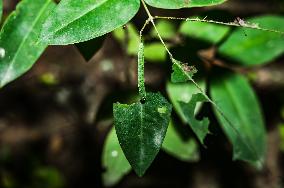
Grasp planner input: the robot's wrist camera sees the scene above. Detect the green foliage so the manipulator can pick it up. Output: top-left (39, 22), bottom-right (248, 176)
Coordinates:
top-left (1, 0), bottom-right (283, 182)
top-left (171, 59), bottom-right (197, 83)
top-left (179, 93), bottom-right (210, 144)
top-left (102, 127), bottom-right (131, 187)
top-left (210, 72), bottom-right (266, 166)
top-left (40, 0), bottom-right (140, 45)
top-left (219, 15), bottom-right (284, 65)
top-left (144, 0), bottom-right (226, 9)
top-left (113, 92), bottom-right (172, 176)
top-left (166, 81), bottom-right (206, 123)
top-left (180, 20), bottom-right (230, 44)
top-left (0, 0), bottom-right (55, 88)
top-left (162, 121), bottom-right (200, 162)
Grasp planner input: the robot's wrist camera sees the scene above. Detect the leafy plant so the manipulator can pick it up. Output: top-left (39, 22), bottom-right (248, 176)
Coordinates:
top-left (1, 0), bottom-right (284, 184)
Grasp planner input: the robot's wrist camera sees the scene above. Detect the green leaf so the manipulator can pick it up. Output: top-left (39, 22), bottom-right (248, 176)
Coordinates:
top-left (179, 93), bottom-right (209, 144)
top-left (144, 43), bottom-right (167, 62)
top-left (210, 72), bottom-right (266, 166)
top-left (41, 0), bottom-right (140, 45)
top-left (0, 0), bottom-right (56, 88)
top-left (102, 127), bottom-right (131, 187)
top-left (162, 120), bottom-right (199, 162)
top-left (150, 20), bottom-right (176, 39)
top-left (144, 0), bottom-right (226, 9)
top-left (219, 15), bottom-right (284, 66)
top-left (113, 23), bottom-right (140, 55)
top-left (166, 81), bottom-right (206, 123)
top-left (171, 58), bottom-right (197, 83)
top-left (180, 20), bottom-right (230, 44)
top-left (113, 92), bottom-right (172, 177)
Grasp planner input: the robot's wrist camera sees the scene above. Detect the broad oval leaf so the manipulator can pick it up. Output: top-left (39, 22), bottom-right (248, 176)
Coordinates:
top-left (144, 0), bottom-right (226, 9)
top-left (113, 92), bottom-right (172, 177)
top-left (0, 0), bottom-right (55, 88)
top-left (40, 0), bottom-right (140, 45)
top-left (162, 120), bottom-right (199, 162)
top-left (102, 127), bottom-right (131, 187)
top-left (219, 15), bottom-right (284, 66)
top-left (210, 72), bottom-right (266, 167)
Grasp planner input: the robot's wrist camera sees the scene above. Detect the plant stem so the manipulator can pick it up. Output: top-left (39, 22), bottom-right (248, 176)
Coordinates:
top-left (138, 41), bottom-right (146, 100)
top-left (141, 0), bottom-right (173, 58)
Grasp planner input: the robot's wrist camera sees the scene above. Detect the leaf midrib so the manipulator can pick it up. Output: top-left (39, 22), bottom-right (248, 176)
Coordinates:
top-left (223, 78), bottom-right (259, 159)
top-left (0, 0), bottom-right (51, 87)
top-left (138, 104), bottom-right (144, 167)
top-left (51, 0), bottom-right (109, 36)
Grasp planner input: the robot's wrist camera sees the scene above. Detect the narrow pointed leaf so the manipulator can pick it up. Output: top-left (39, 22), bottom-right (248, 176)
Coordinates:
top-left (210, 72), bottom-right (266, 167)
top-left (179, 93), bottom-right (210, 144)
top-left (40, 0), bottom-right (140, 45)
top-left (171, 59), bottom-right (197, 83)
top-left (145, 0), bottom-right (226, 9)
top-left (113, 92), bottom-right (172, 177)
top-left (162, 120), bottom-right (199, 162)
top-left (102, 127), bottom-right (131, 187)
top-left (0, 0), bottom-right (56, 88)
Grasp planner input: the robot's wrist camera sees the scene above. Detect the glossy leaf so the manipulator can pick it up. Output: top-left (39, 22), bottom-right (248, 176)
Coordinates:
top-left (0, 0), bottom-right (56, 88)
top-left (210, 72), bottom-right (266, 166)
top-left (171, 58), bottom-right (197, 83)
top-left (167, 81), bottom-right (206, 123)
top-left (113, 92), bottom-right (172, 176)
top-left (145, 0), bottom-right (226, 9)
top-left (179, 93), bottom-right (209, 144)
top-left (219, 15), bottom-right (284, 66)
top-left (102, 127), bottom-right (131, 187)
top-left (41, 0), bottom-right (140, 45)
top-left (162, 120), bottom-right (199, 162)
top-left (180, 20), bottom-right (230, 44)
